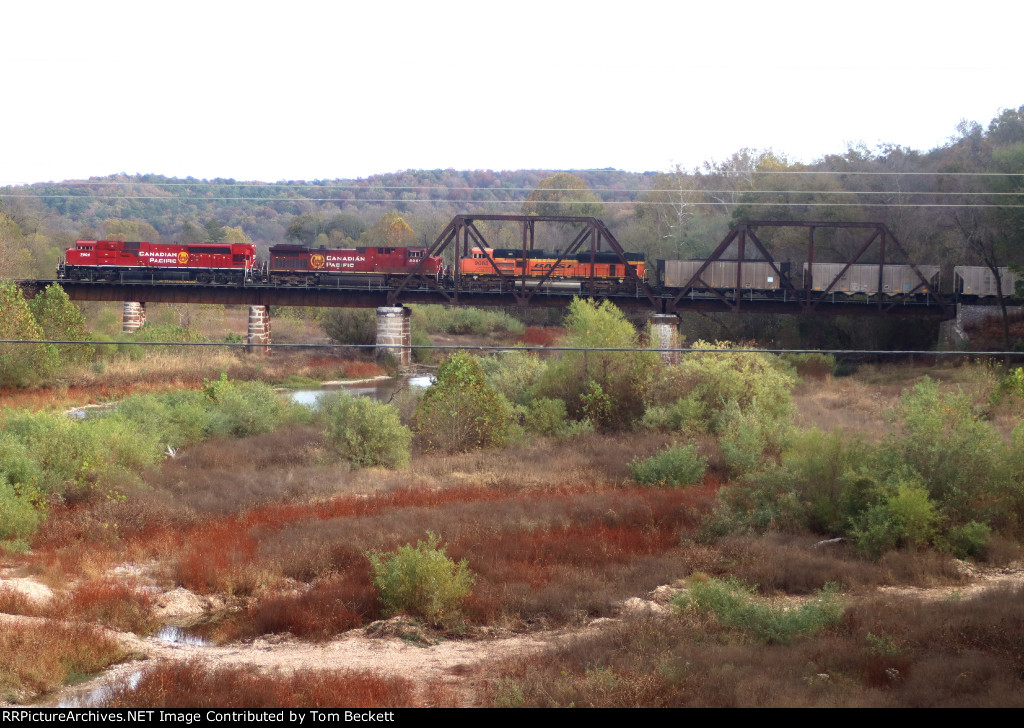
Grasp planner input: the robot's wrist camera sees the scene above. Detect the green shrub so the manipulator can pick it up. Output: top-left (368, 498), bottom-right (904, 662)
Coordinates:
top-left (889, 378), bottom-right (1009, 520)
top-left (29, 284), bottom-right (94, 366)
top-left (640, 397), bottom-right (706, 433)
top-left (0, 281), bottom-right (58, 387)
top-left (367, 532), bottom-right (474, 626)
top-left (133, 322), bottom-right (208, 347)
top-left (851, 478), bottom-right (942, 557)
top-left (201, 375), bottom-right (290, 437)
top-left (320, 308), bottom-right (376, 345)
top-left (415, 352), bottom-right (515, 452)
top-left (630, 444), bottom-right (707, 487)
top-left (412, 305), bottom-right (525, 337)
top-left (646, 340), bottom-right (796, 466)
top-left (410, 327), bottom-right (434, 364)
top-left (522, 397), bottom-right (568, 437)
top-left (991, 366), bottom-right (1024, 405)
top-left (717, 401), bottom-right (771, 476)
top-left (536, 299), bottom-right (658, 431)
top-left (320, 393), bottom-right (411, 469)
top-left (672, 577), bottom-right (844, 644)
top-left (0, 477), bottom-right (42, 545)
top-left (943, 521), bottom-right (992, 559)
top-left (479, 350), bottom-right (547, 406)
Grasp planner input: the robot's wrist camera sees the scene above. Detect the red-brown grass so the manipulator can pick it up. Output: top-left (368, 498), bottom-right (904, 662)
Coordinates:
top-left (516, 326), bottom-right (565, 348)
top-left (712, 535), bottom-right (967, 594)
top-left (0, 586), bottom-right (40, 617)
top-left (233, 572), bottom-right (379, 640)
top-left (479, 584), bottom-right (1024, 707)
top-left (97, 660), bottom-right (456, 708)
top-left (48, 579), bottom-right (158, 634)
top-left (0, 620), bottom-right (130, 701)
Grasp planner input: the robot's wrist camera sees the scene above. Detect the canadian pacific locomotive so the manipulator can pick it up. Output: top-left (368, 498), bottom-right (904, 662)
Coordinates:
top-left (58, 240), bottom-right (257, 283)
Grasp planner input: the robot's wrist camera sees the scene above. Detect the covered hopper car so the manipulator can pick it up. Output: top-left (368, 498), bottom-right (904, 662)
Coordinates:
top-left (954, 266), bottom-right (1019, 299)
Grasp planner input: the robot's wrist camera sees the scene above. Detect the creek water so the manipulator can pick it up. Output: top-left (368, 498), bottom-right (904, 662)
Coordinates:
top-left (288, 374), bottom-right (434, 407)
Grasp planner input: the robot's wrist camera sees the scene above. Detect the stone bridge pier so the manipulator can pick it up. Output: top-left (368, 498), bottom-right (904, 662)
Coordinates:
top-left (376, 306), bottom-right (412, 368)
top-left (122, 302), bottom-right (146, 333)
top-left (649, 313), bottom-right (681, 364)
top-left (247, 305), bottom-right (272, 354)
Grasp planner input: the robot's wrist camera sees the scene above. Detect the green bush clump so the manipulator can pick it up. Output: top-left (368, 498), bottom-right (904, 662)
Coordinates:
top-left (412, 305), bottom-right (525, 337)
top-left (202, 376), bottom-right (290, 438)
top-left (991, 366), bottom-right (1024, 405)
top-left (0, 477), bottom-right (42, 552)
top-left (367, 532), bottom-right (474, 626)
top-left (645, 340), bottom-right (796, 470)
top-left (320, 393), bottom-right (411, 469)
top-left (29, 284), bottom-right (94, 366)
top-left (630, 444), bottom-right (707, 487)
top-left (112, 376), bottom-right (294, 448)
top-left (889, 378), bottom-right (1009, 521)
top-left (320, 309), bottom-right (376, 345)
top-left (943, 521), bottom-right (992, 559)
top-left (416, 352), bottom-right (515, 452)
top-left (536, 298), bottom-right (659, 431)
top-left (672, 577), bottom-right (844, 645)
top-left (707, 428), bottom-right (879, 537)
top-left (0, 281), bottom-right (58, 387)
top-left (132, 322), bottom-right (208, 351)
top-left (850, 478), bottom-right (943, 558)
top-left (521, 397), bottom-right (569, 437)
top-left (478, 350), bottom-right (548, 406)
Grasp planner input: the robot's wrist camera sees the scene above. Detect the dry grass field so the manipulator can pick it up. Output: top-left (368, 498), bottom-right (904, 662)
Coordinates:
top-left (1, 331), bottom-right (1023, 708)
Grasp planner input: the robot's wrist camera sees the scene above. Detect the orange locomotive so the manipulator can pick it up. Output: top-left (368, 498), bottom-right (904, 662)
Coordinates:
top-left (460, 248), bottom-right (645, 292)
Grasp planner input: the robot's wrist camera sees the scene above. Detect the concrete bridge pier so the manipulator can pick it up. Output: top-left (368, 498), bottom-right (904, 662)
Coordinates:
top-left (122, 302), bottom-right (146, 333)
top-left (247, 305), bottom-right (272, 354)
top-left (376, 306), bottom-right (412, 368)
top-left (649, 313), bottom-right (681, 364)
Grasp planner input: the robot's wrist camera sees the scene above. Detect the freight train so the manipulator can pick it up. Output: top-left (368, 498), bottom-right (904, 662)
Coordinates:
top-left (56, 240), bottom-right (1018, 301)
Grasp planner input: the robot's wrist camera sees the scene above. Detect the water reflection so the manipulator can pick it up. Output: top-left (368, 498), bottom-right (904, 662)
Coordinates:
top-left (56, 668), bottom-right (144, 708)
top-left (153, 625), bottom-right (210, 647)
top-left (290, 375), bottom-right (434, 407)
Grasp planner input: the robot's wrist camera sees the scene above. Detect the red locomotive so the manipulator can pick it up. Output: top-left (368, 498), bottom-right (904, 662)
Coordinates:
top-left (59, 240), bottom-right (257, 283)
top-left (267, 244), bottom-right (444, 286)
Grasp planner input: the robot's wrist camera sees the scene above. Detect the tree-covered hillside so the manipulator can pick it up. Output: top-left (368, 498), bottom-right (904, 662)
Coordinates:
top-left (2, 106), bottom-right (1022, 299)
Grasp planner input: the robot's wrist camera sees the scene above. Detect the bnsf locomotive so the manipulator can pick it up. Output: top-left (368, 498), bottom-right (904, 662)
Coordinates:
top-left (460, 247), bottom-right (646, 293)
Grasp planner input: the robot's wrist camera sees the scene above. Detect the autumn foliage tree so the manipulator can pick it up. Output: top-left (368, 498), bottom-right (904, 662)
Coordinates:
top-left (415, 351), bottom-right (514, 452)
top-left (0, 281), bottom-right (58, 387)
top-left (521, 173), bottom-right (605, 218)
top-left (29, 284), bottom-right (94, 365)
top-left (361, 212), bottom-right (416, 247)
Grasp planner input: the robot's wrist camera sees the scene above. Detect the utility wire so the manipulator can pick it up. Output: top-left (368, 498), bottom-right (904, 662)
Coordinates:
top-left (2, 339), bottom-right (1021, 357)
top-left (4, 194), bottom-right (1024, 209)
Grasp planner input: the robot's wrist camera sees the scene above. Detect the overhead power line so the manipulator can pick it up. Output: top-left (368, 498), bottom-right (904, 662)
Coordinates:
top-left (1, 339), bottom-right (1021, 357)
top-left (3, 193), bottom-right (1024, 209)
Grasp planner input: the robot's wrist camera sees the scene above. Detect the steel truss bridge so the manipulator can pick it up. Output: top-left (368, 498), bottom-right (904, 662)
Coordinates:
top-left (18, 217), bottom-right (957, 320)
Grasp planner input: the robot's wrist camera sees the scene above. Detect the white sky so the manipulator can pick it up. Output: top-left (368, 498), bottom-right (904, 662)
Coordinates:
top-left (1, 0), bottom-right (1021, 186)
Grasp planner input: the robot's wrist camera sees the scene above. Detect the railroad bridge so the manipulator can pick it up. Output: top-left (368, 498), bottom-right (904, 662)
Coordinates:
top-left (18, 217), bottom-right (964, 364)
